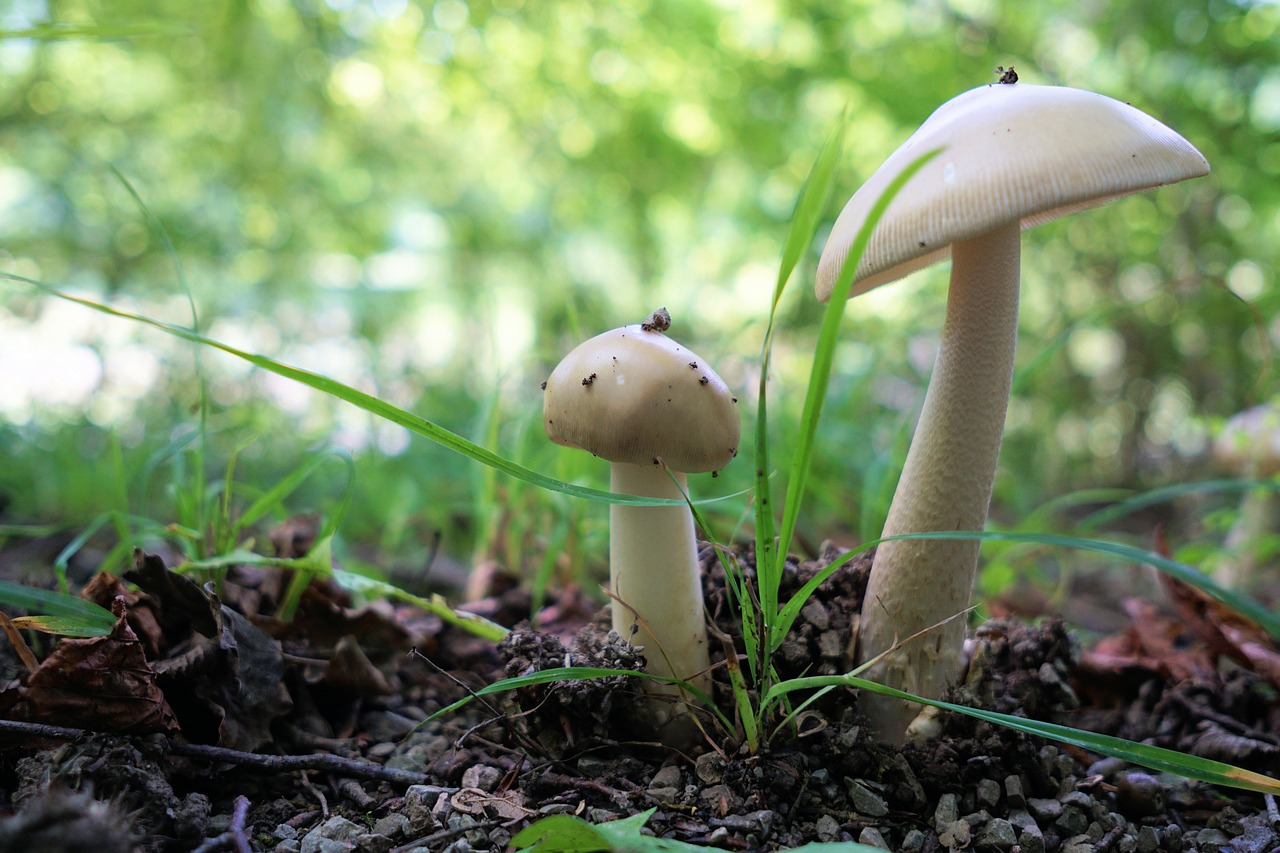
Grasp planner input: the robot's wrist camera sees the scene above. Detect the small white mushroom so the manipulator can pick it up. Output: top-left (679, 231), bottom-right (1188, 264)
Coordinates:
top-left (817, 82), bottom-right (1209, 743)
top-left (543, 314), bottom-right (739, 740)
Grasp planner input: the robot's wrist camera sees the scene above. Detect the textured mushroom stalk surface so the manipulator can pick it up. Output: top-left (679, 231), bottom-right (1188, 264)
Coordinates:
top-left (857, 222), bottom-right (1020, 739)
top-left (609, 463), bottom-right (710, 704)
top-left (817, 83), bottom-right (1209, 744)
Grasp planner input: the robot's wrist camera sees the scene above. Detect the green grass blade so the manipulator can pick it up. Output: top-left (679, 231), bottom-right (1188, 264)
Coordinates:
top-left (680, 476), bottom-right (760, 677)
top-left (879, 530), bottom-right (1280, 639)
top-left (1075, 478), bottom-right (1269, 533)
top-left (0, 524), bottom-right (64, 537)
top-left (0, 22), bottom-right (191, 40)
top-left (3, 275), bottom-right (691, 509)
top-left (330, 567), bottom-right (509, 642)
top-left (53, 514), bottom-right (111, 593)
top-left (773, 109), bottom-right (849, 305)
top-left (772, 524), bottom-right (1280, 652)
top-left (174, 535), bottom-right (509, 640)
top-left (768, 147), bottom-right (943, 652)
top-left (237, 450), bottom-right (345, 531)
top-left (0, 581), bottom-right (116, 636)
top-left (765, 674), bottom-right (1280, 796)
top-left (754, 114), bottom-right (850, 630)
top-left (425, 665), bottom-right (732, 734)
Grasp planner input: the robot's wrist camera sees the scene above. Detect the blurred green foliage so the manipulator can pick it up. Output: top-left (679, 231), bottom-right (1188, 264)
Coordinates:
top-left (1, 0), bottom-right (1278, 582)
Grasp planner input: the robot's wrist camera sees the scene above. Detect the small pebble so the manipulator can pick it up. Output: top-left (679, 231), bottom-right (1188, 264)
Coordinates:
top-left (460, 764), bottom-right (501, 792)
top-left (1115, 772), bottom-right (1165, 818)
top-left (1060, 834), bottom-right (1097, 853)
top-left (815, 815), bottom-right (841, 843)
top-left (901, 828), bottom-right (927, 852)
top-left (649, 765), bottom-right (682, 790)
top-left (372, 814), bottom-right (409, 840)
top-left (1005, 775), bottom-right (1026, 809)
top-left (858, 826), bottom-right (891, 849)
top-left (1061, 792), bottom-right (1093, 809)
top-left (1028, 798), bottom-right (1063, 822)
top-left (848, 780), bottom-right (889, 817)
top-left (978, 817), bottom-right (1017, 851)
top-left (402, 786), bottom-right (440, 832)
top-left (977, 778), bottom-right (1002, 809)
top-left (355, 833), bottom-right (394, 853)
top-left (1054, 805), bottom-right (1089, 836)
top-left (1137, 825), bottom-right (1160, 853)
top-left (1019, 822), bottom-right (1046, 853)
top-left (1194, 827), bottom-right (1230, 852)
top-left (939, 818), bottom-right (972, 849)
top-left (694, 752), bottom-right (725, 784)
top-left (1087, 757), bottom-right (1128, 779)
top-left (299, 816), bottom-right (364, 853)
top-left (934, 793), bottom-right (959, 830)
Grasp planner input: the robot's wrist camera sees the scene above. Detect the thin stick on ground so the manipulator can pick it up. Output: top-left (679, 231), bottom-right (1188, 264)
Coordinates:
top-left (190, 795), bottom-right (252, 853)
top-left (0, 719), bottom-right (438, 787)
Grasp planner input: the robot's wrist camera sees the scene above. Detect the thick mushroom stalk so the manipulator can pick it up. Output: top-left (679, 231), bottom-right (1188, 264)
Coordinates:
top-left (543, 314), bottom-right (739, 741)
top-left (817, 82), bottom-right (1209, 744)
top-left (857, 223), bottom-right (1019, 739)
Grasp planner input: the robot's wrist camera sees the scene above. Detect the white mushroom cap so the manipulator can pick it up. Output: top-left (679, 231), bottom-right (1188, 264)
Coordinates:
top-left (817, 83), bottom-right (1210, 300)
top-left (543, 325), bottom-right (740, 473)
top-left (1214, 404), bottom-right (1280, 477)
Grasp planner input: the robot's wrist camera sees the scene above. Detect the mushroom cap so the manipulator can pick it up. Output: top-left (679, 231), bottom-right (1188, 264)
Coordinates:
top-left (1213, 404), bottom-right (1280, 477)
top-left (817, 83), bottom-right (1210, 301)
top-left (543, 325), bottom-right (740, 473)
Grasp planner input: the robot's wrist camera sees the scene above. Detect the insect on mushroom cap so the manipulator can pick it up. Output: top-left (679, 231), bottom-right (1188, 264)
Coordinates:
top-left (542, 323), bottom-right (740, 473)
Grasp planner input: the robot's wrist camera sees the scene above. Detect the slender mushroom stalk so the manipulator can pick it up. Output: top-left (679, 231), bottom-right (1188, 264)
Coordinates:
top-left (543, 311), bottom-right (739, 742)
top-left (609, 463), bottom-right (708, 693)
top-left (817, 82), bottom-right (1209, 744)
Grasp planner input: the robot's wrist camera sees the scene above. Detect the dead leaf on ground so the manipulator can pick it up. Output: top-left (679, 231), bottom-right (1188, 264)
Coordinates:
top-left (1159, 573), bottom-right (1280, 689)
top-left (12, 598), bottom-right (178, 735)
top-left (124, 550), bottom-right (292, 750)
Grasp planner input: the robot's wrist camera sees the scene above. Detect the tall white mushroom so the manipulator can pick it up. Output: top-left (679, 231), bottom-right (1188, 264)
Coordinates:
top-left (817, 81), bottom-right (1210, 743)
top-left (543, 310), bottom-right (740, 740)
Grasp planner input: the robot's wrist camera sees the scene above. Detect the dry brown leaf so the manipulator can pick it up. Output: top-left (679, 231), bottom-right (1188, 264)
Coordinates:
top-left (17, 598), bottom-right (179, 735)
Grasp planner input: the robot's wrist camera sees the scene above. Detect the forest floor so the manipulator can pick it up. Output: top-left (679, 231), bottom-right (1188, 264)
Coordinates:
top-left (0, 516), bottom-right (1277, 853)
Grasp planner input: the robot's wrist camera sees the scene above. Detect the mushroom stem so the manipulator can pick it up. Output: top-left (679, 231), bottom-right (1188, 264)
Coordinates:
top-left (609, 462), bottom-right (712, 724)
top-left (1218, 486), bottom-right (1276, 590)
top-left (856, 220), bottom-right (1021, 744)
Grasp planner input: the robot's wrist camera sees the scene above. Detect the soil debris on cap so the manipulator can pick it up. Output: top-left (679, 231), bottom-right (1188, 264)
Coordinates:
top-left (641, 307), bottom-right (672, 332)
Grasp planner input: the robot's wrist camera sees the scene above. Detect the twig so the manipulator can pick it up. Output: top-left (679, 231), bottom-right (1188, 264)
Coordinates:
top-left (390, 819), bottom-right (502, 853)
top-left (191, 794), bottom-right (252, 853)
top-left (171, 742), bottom-right (433, 787)
top-left (298, 771), bottom-right (330, 818)
top-left (0, 719), bottom-right (436, 787)
top-left (336, 777), bottom-right (376, 808)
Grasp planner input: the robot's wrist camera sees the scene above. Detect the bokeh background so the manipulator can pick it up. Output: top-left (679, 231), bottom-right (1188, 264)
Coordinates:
top-left (2, 0), bottom-right (1277, 595)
